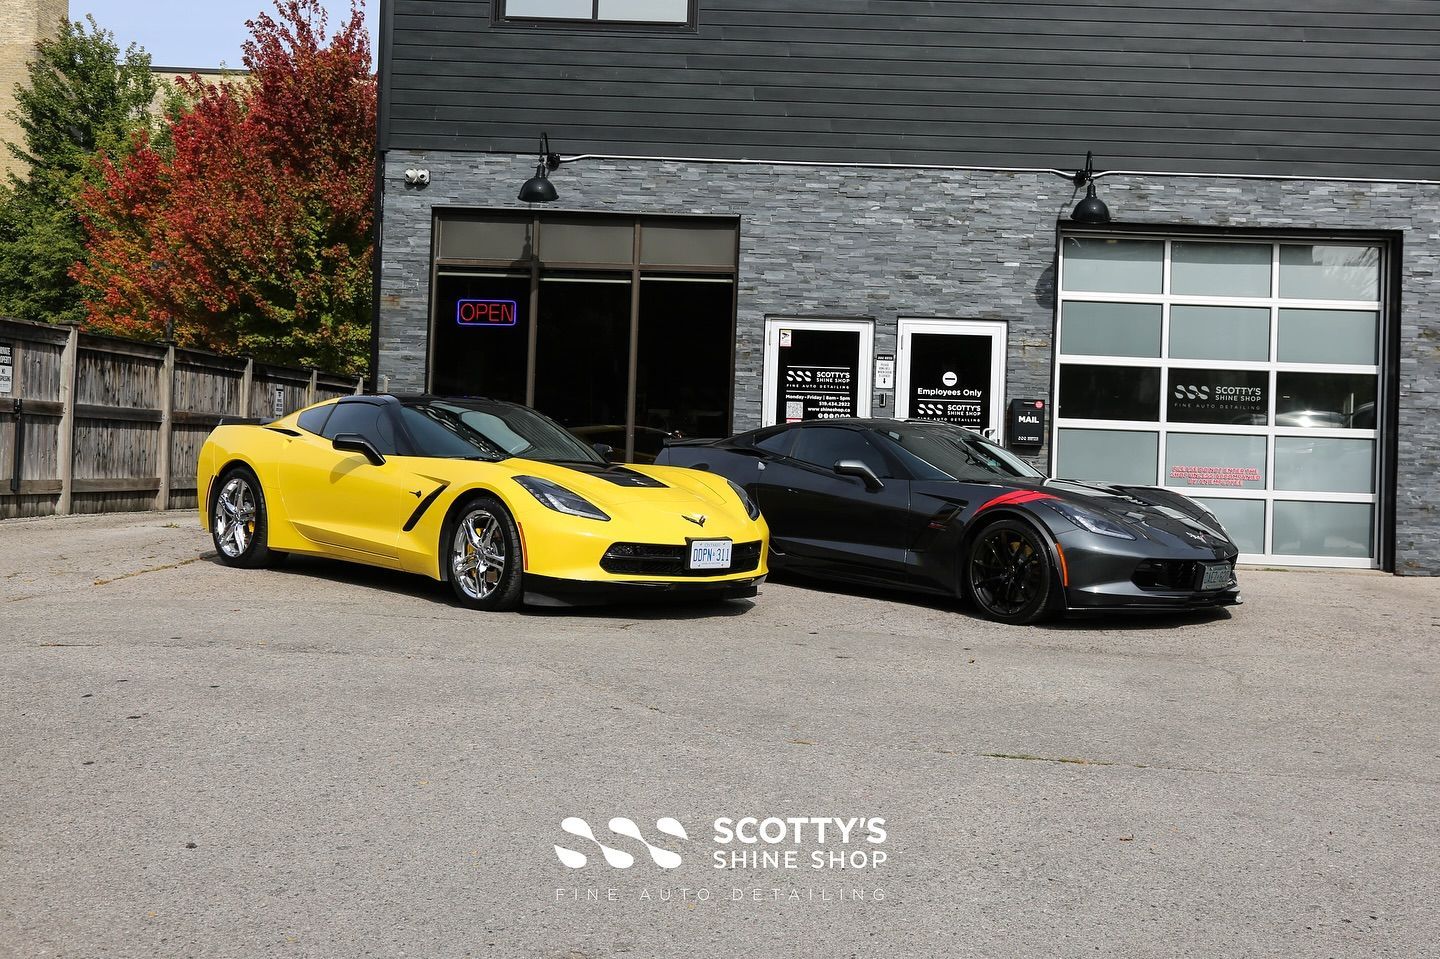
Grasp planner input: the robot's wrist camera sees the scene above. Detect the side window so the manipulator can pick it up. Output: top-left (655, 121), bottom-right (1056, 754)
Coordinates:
top-left (296, 405), bottom-right (333, 436)
top-left (321, 402), bottom-right (399, 455)
top-left (752, 428), bottom-right (795, 457)
top-left (790, 428), bottom-right (890, 477)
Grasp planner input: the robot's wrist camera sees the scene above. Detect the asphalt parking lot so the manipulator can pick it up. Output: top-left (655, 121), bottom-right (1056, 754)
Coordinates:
top-left (2, 511), bottom-right (1437, 958)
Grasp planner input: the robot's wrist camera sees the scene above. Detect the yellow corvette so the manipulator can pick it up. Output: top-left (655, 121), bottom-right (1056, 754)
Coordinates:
top-left (196, 395), bottom-right (769, 609)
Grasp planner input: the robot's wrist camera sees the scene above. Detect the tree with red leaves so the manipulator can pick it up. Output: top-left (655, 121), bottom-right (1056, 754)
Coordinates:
top-left (74, 0), bottom-right (375, 376)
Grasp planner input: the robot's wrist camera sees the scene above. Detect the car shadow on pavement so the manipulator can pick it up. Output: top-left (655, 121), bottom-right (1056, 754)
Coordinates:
top-left (766, 570), bottom-right (1233, 631)
top-left (211, 554), bottom-right (758, 620)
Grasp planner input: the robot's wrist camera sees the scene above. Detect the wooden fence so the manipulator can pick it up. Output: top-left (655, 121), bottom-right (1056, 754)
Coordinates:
top-left (0, 316), bottom-right (363, 519)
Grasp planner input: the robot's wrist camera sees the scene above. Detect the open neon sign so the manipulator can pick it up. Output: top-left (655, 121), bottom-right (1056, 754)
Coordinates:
top-left (456, 299), bottom-right (518, 327)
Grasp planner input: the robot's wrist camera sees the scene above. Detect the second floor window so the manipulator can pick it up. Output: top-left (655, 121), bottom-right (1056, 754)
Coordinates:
top-left (501, 0), bottom-right (691, 25)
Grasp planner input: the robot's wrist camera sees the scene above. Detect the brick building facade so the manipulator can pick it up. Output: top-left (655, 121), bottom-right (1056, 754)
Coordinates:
top-left (0, 0), bottom-right (66, 181)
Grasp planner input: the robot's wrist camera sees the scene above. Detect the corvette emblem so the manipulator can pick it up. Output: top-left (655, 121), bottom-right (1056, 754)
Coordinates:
top-left (1185, 531), bottom-right (1206, 543)
top-left (682, 513), bottom-right (707, 527)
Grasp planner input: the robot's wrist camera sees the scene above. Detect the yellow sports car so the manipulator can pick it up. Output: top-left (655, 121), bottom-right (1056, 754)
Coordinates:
top-left (196, 395), bottom-right (769, 609)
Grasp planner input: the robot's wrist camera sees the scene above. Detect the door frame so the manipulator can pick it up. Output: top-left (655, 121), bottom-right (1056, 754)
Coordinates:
top-left (761, 316), bottom-right (875, 426)
top-left (895, 318), bottom-right (1009, 439)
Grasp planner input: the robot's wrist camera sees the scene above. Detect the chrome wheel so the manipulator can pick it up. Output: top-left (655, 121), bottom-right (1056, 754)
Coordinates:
top-left (214, 476), bottom-right (258, 558)
top-left (452, 507), bottom-right (507, 601)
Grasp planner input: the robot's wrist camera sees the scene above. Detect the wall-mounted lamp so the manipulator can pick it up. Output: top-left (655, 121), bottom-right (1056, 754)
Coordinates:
top-left (518, 133), bottom-right (563, 203)
top-left (404, 168), bottom-right (430, 187)
top-left (1067, 151), bottom-right (1111, 224)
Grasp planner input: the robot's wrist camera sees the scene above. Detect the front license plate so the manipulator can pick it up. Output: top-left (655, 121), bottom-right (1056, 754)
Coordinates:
top-left (1200, 562), bottom-right (1234, 591)
top-left (688, 540), bottom-right (733, 571)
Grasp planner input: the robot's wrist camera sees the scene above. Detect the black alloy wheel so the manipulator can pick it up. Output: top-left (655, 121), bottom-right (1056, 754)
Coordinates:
top-left (965, 518), bottom-right (1056, 624)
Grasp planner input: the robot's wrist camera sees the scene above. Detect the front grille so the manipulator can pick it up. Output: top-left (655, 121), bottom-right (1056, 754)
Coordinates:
top-left (601, 541), bottom-right (763, 577)
top-left (1132, 559), bottom-right (1201, 591)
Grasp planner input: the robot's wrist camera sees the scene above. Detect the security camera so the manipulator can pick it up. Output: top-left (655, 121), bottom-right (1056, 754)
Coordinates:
top-left (404, 168), bottom-right (430, 187)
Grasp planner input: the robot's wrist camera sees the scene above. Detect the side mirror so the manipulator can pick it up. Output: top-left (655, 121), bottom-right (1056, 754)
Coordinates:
top-left (332, 433), bottom-right (385, 466)
top-left (592, 442), bottom-right (616, 462)
top-left (834, 458), bottom-right (884, 491)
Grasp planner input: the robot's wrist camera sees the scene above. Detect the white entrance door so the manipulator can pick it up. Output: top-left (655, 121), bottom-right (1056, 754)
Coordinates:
top-left (761, 318), bottom-right (874, 426)
top-left (896, 319), bottom-right (1008, 439)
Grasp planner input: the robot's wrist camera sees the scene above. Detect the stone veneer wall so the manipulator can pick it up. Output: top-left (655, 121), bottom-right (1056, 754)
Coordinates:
top-left (0, 0), bottom-right (66, 182)
top-left (377, 152), bottom-right (1440, 573)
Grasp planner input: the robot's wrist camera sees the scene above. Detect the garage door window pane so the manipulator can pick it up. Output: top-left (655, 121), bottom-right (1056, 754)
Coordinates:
top-left (1169, 305), bottom-right (1270, 362)
top-left (1272, 502), bottom-right (1373, 558)
top-left (1057, 429), bottom-right (1157, 485)
top-left (1277, 309), bottom-right (1378, 365)
top-left (1279, 245), bottom-right (1380, 301)
top-left (1058, 364), bottom-right (1160, 421)
top-left (1275, 372), bottom-right (1377, 429)
top-left (1193, 498), bottom-right (1265, 554)
top-left (1171, 242), bottom-right (1271, 297)
top-left (1165, 433), bottom-right (1266, 491)
top-left (1167, 369), bottom-right (1268, 426)
top-left (1061, 238), bottom-right (1163, 294)
top-left (1060, 302), bottom-right (1161, 357)
top-left (1274, 437), bottom-right (1374, 494)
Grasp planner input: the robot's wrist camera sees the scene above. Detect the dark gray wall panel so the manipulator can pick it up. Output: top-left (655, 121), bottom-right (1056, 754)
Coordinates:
top-left (382, 0), bottom-right (1440, 178)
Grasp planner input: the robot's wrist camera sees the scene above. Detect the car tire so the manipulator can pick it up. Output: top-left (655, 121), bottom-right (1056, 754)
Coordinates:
top-left (446, 495), bottom-right (524, 611)
top-left (964, 517), bottom-right (1058, 625)
top-left (211, 466), bottom-right (281, 569)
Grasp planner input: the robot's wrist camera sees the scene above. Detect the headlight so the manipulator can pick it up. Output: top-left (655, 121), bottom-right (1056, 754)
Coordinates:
top-left (514, 476), bottom-right (610, 522)
top-left (726, 478), bottom-right (761, 521)
top-left (1047, 501), bottom-right (1135, 540)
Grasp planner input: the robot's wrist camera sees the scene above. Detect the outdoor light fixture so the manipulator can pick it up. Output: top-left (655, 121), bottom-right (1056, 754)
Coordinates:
top-left (1068, 151), bottom-right (1111, 224)
top-left (518, 133), bottom-right (562, 203)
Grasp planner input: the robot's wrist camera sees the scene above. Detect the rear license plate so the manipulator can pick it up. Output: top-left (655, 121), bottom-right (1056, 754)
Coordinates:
top-left (1200, 562), bottom-right (1233, 591)
top-left (688, 540), bottom-right (733, 571)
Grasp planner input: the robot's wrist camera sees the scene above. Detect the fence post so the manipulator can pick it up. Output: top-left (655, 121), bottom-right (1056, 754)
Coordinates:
top-left (240, 358), bottom-right (253, 421)
top-left (156, 344), bottom-right (174, 511)
top-left (55, 324), bottom-right (78, 515)
top-left (354, 375), bottom-right (364, 396)
top-left (307, 368), bottom-right (318, 406)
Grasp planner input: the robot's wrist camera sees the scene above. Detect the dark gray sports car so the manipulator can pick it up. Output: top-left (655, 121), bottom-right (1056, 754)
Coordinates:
top-left (656, 418), bottom-right (1242, 624)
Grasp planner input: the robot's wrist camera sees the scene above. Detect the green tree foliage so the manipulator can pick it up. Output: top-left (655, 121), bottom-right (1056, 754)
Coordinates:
top-left (0, 16), bottom-right (159, 325)
top-left (76, 1), bottom-right (375, 376)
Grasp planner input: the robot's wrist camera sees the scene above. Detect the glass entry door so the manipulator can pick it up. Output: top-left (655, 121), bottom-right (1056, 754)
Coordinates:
top-left (534, 275), bottom-right (632, 435)
top-left (762, 318), bottom-right (873, 426)
top-left (895, 319), bottom-right (1007, 438)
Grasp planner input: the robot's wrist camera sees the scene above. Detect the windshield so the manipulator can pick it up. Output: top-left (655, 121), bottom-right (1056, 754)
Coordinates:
top-left (401, 400), bottom-right (605, 465)
top-left (874, 423), bottom-right (1045, 481)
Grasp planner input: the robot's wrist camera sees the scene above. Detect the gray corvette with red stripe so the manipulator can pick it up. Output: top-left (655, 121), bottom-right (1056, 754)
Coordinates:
top-left (656, 418), bottom-right (1241, 624)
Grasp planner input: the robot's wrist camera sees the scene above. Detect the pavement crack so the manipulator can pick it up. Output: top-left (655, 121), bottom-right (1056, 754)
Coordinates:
top-left (983, 752), bottom-right (1115, 766)
top-left (979, 750), bottom-right (1438, 787)
top-left (92, 553), bottom-right (214, 586)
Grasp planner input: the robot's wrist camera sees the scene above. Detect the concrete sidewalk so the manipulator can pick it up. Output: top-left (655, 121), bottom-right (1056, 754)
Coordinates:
top-left (1, 511), bottom-right (1437, 958)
